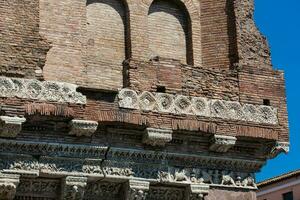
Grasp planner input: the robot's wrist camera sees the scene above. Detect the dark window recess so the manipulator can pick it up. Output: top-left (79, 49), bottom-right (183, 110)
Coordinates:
top-left (283, 191), bottom-right (293, 200)
top-left (263, 99), bottom-right (271, 106)
top-left (157, 86), bottom-right (166, 93)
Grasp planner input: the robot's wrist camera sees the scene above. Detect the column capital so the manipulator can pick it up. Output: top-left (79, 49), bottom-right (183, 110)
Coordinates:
top-left (209, 134), bottom-right (237, 153)
top-left (0, 173), bottom-right (20, 200)
top-left (0, 116), bottom-right (26, 138)
top-left (61, 176), bottom-right (88, 200)
top-left (126, 180), bottom-right (150, 200)
top-left (188, 184), bottom-right (209, 200)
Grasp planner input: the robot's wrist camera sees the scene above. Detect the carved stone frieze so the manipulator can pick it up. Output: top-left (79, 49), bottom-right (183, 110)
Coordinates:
top-left (209, 135), bottom-right (237, 153)
top-left (0, 139), bottom-right (108, 159)
top-left (189, 184), bottom-right (209, 200)
top-left (269, 142), bottom-right (290, 159)
top-left (126, 180), bottom-right (150, 200)
top-left (16, 178), bottom-right (60, 198)
top-left (147, 186), bottom-right (185, 200)
top-left (84, 181), bottom-right (122, 200)
top-left (143, 128), bottom-right (172, 147)
top-left (0, 173), bottom-right (20, 200)
top-left (69, 120), bottom-right (98, 137)
top-left (61, 176), bottom-right (88, 200)
top-left (118, 89), bottom-right (278, 125)
top-left (0, 76), bottom-right (86, 104)
top-left (0, 116), bottom-right (26, 138)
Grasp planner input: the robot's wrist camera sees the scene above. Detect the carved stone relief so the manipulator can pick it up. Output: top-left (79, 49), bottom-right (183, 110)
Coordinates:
top-left (126, 180), bottom-right (150, 200)
top-left (84, 181), bottom-right (122, 200)
top-left (0, 76), bottom-right (86, 104)
top-left (0, 173), bottom-right (20, 200)
top-left (118, 89), bottom-right (278, 125)
top-left (69, 119), bottom-right (99, 137)
top-left (209, 135), bottom-right (237, 153)
top-left (269, 142), bottom-right (290, 159)
top-left (147, 186), bottom-right (185, 200)
top-left (0, 116), bottom-right (26, 138)
top-left (61, 176), bottom-right (88, 200)
top-left (143, 128), bottom-right (173, 147)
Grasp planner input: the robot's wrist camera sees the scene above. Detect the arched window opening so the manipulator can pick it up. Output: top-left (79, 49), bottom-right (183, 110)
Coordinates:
top-left (86, 0), bottom-right (130, 88)
top-left (147, 0), bottom-right (193, 65)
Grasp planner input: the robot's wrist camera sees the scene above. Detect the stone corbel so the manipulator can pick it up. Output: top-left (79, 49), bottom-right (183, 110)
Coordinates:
top-left (0, 116), bottom-right (26, 138)
top-left (188, 184), bottom-right (209, 200)
top-left (0, 173), bottom-right (20, 200)
top-left (143, 128), bottom-right (173, 147)
top-left (69, 119), bottom-right (98, 137)
top-left (126, 180), bottom-right (150, 200)
top-left (209, 135), bottom-right (237, 153)
top-left (61, 176), bottom-right (88, 200)
top-left (269, 142), bottom-right (290, 159)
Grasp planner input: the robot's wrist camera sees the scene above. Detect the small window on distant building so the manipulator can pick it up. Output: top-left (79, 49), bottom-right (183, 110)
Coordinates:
top-left (283, 191), bottom-right (293, 200)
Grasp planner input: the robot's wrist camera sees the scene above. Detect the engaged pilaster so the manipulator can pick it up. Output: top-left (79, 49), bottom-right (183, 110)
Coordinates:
top-left (0, 116), bottom-right (26, 138)
top-left (69, 119), bottom-right (98, 137)
top-left (188, 184), bottom-right (209, 200)
top-left (143, 128), bottom-right (172, 147)
top-left (0, 173), bottom-right (20, 200)
top-left (61, 176), bottom-right (88, 200)
top-left (126, 180), bottom-right (150, 200)
top-left (209, 135), bottom-right (237, 153)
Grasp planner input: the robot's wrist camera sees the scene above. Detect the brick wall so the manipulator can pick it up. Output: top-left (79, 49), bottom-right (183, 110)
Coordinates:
top-left (0, 0), bottom-right (50, 79)
top-left (147, 0), bottom-right (191, 64)
top-left (86, 0), bottom-right (128, 89)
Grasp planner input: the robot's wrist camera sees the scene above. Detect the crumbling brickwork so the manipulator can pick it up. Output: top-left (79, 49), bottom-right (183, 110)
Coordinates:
top-left (0, 0), bottom-right (50, 79)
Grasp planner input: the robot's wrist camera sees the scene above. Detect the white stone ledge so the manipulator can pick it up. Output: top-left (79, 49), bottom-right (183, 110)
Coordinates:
top-left (0, 76), bottom-right (86, 104)
top-left (118, 89), bottom-right (278, 125)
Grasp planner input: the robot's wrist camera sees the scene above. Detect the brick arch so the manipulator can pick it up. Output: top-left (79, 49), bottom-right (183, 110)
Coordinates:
top-left (85, 0), bottom-right (131, 89)
top-left (142, 0), bottom-right (202, 66)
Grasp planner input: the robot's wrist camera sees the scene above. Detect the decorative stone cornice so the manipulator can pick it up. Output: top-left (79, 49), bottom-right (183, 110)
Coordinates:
top-left (61, 176), bottom-right (88, 200)
top-left (69, 119), bottom-right (98, 137)
top-left (126, 180), bottom-right (150, 200)
top-left (143, 128), bottom-right (172, 146)
top-left (0, 173), bottom-right (20, 200)
top-left (0, 139), bottom-right (108, 159)
top-left (0, 76), bottom-right (86, 104)
top-left (269, 142), bottom-right (290, 159)
top-left (209, 135), bottom-right (237, 153)
top-left (0, 116), bottom-right (26, 138)
top-left (118, 89), bottom-right (278, 125)
top-left (189, 184), bottom-right (209, 200)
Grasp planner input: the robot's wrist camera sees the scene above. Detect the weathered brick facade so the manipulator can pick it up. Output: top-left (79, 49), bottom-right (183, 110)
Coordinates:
top-left (0, 0), bottom-right (289, 199)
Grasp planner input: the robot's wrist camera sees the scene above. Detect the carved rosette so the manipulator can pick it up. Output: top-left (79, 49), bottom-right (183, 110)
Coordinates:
top-left (0, 76), bottom-right (86, 104)
top-left (69, 119), bottom-right (98, 137)
top-left (61, 176), bottom-right (87, 200)
top-left (0, 116), bottom-right (26, 138)
top-left (189, 184), bottom-right (209, 200)
top-left (209, 135), bottom-right (237, 153)
top-left (118, 89), bottom-right (279, 125)
top-left (126, 180), bottom-right (150, 200)
top-left (143, 128), bottom-right (173, 147)
top-left (0, 173), bottom-right (20, 200)
top-left (269, 142), bottom-right (290, 159)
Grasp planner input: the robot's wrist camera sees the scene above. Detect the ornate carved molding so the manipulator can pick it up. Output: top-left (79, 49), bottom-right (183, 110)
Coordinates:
top-left (0, 155), bottom-right (260, 190)
top-left (147, 186), bottom-right (185, 200)
top-left (69, 120), bottom-right (98, 137)
top-left (269, 142), bottom-right (290, 159)
top-left (0, 139), bottom-right (108, 159)
top-left (61, 176), bottom-right (88, 200)
top-left (189, 184), bottom-right (209, 200)
top-left (84, 181), bottom-right (122, 199)
top-left (118, 89), bottom-right (278, 125)
top-left (0, 116), bottom-right (26, 138)
top-left (209, 135), bottom-right (237, 153)
top-left (0, 173), bottom-right (20, 200)
top-left (143, 128), bottom-right (172, 146)
top-left (0, 76), bottom-right (86, 104)
top-left (126, 180), bottom-right (150, 200)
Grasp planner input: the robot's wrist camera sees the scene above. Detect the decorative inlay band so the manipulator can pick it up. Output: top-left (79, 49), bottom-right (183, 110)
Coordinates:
top-left (0, 76), bottom-right (86, 104)
top-left (118, 89), bottom-right (278, 125)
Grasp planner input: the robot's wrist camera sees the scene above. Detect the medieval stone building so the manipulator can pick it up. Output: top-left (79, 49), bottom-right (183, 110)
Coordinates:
top-left (0, 0), bottom-right (289, 199)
